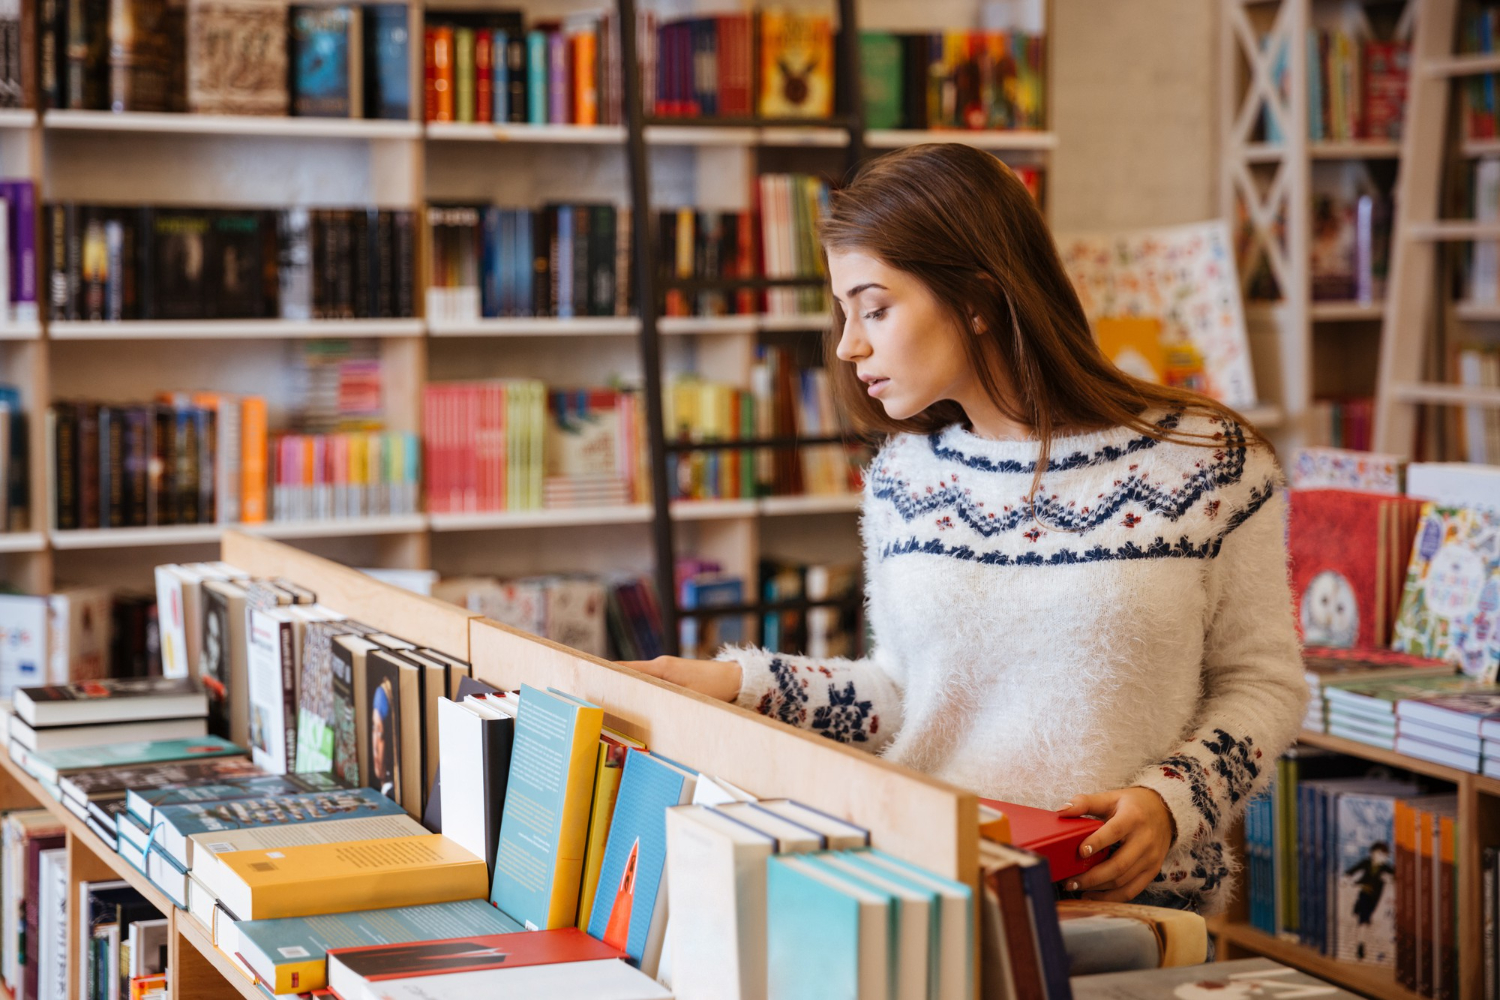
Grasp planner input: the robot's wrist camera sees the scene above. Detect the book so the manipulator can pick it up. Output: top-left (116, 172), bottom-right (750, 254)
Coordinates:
top-left (15, 676), bottom-right (206, 728)
top-left (756, 10), bottom-right (832, 119)
top-left (126, 770), bottom-right (346, 829)
top-left (10, 715), bottom-right (206, 753)
top-left (1393, 504), bottom-right (1500, 681)
top-left (236, 898), bottom-right (524, 996)
top-left (585, 750), bottom-right (696, 975)
top-left (435, 694), bottom-right (513, 878)
top-left (152, 786), bottom-right (407, 871)
top-left (0, 594), bottom-right (47, 699)
top-left (813, 852), bottom-right (931, 1000)
top-left (365, 649), bottom-right (422, 813)
top-left (359, 958), bottom-right (672, 1000)
top-left (185, 0), bottom-right (288, 115)
top-left (201, 578), bottom-right (250, 745)
top-left (489, 685), bottom-right (603, 931)
top-left (979, 797), bottom-right (1104, 883)
top-left (58, 755), bottom-right (259, 813)
top-left (767, 854), bottom-right (889, 1000)
top-left (576, 727), bottom-right (646, 931)
top-left (1395, 690), bottom-right (1500, 737)
top-left (753, 800), bottom-right (868, 850)
top-left (19, 735), bottom-right (242, 786)
top-left (211, 834), bottom-right (487, 921)
top-left (364, 5), bottom-right (410, 120)
top-left (1070, 958), bottom-right (1362, 999)
top-left (290, 5), bottom-right (360, 117)
top-left (327, 929), bottom-right (623, 997)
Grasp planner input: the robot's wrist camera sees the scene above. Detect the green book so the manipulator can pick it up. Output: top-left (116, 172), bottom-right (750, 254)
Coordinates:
top-left (526, 31), bottom-right (548, 124)
top-left (20, 736), bottom-right (243, 786)
top-left (455, 28), bottom-right (476, 123)
top-left (860, 33), bottom-right (904, 130)
top-left (236, 898), bottom-right (523, 995)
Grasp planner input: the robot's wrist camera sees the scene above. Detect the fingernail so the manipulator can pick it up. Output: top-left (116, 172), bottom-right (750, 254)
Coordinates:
top-left (1081, 844), bottom-right (1093, 858)
top-left (1065, 881), bottom-right (1079, 892)
top-left (1061, 802), bottom-right (1072, 810)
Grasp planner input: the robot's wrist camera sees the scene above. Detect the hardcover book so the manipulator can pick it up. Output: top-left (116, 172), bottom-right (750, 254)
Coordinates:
top-left (327, 929), bottom-right (623, 996)
top-left (756, 10), bottom-right (832, 118)
top-left (978, 797), bottom-right (1104, 883)
top-left (363, 5), bottom-right (410, 120)
top-left (1334, 791), bottom-right (1400, 967)
top-left (185, 0), bottom-right (288, 114)
top-left (1290, 447), bottom-right (1406, 494)
top-left (290, 5), bottom-right (359, 117)
top-left (1392, 503), bottom-right (1500, 682)
top-left (767, 854), bottom-right (889, 1000)
top-left (20, 735), bottom-right (242, 786)
top-left (15, 676), bottom-right (206, 728)
top-left (236, 898), bottom-right (523, 995)
top-left (57, 756), bottom-right (260, 808)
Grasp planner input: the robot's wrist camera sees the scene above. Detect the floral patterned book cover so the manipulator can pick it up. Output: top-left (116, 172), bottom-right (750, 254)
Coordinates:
top-left (1392, 503), bottom-right (1500, 683)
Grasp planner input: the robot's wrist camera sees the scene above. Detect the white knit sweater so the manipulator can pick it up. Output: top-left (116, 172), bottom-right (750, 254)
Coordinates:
top-left (720, 409), bottom-right (1307, 913)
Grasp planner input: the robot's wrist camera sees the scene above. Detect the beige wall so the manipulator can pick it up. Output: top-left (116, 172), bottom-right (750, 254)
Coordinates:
top-left (1049, 0), bottom-right (1220, 233)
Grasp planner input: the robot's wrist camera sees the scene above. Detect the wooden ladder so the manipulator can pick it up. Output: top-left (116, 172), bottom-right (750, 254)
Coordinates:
top-left (1375, 0), bottom-right (1500, 455)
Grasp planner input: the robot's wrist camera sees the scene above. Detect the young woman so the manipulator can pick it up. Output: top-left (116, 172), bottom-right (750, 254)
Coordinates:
top-left (626, 143), bottom-right (1306, 915)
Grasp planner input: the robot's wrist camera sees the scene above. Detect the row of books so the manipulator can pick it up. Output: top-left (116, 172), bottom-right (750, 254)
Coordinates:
top-left (1308, 32), bottom-right (1408, 143)
top-left (45, 1), bottom-right (411, 119)
top-left (432, 573), bottom-right (655, 661)
top-left (48, 205), bottom-right (418, 322)
top-left (1310, 185), bottom-right (1390, 303)
top-left (270, 431), bottom-right (421, 523)
top-left (0, 385), bottom-right (29, 532)
top-left (1455, 345), bottom-right (1500, 465)
top-left (658, 208), bottom-right (756, 317)
top-left (425, 11), bottom-right (624, 126)
top-left (860, 30), bottom-right (1046, 132)
top-left (1469, 159), bottom-right (1500, 305)
top-left (1309, 396), bottom-right (1375, 452)
top-left (675, 556), bottom-right (861, 660)
top-left (0, 586), bottom-right (165, 700)
top-left (1240, 751), bottom-right (1461, 996)
top-left (1462, 10), bottom-right (1500, 141)
top-left (426, 203), bottom-right (629, 322)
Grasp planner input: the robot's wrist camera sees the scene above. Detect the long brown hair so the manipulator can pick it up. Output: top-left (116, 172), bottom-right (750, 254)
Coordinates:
top-left (820, 143), bottom-right (1268, 486)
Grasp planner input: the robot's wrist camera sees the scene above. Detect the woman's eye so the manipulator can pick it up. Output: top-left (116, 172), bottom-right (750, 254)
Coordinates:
top-left (864, 308), bottom-right (887, 321)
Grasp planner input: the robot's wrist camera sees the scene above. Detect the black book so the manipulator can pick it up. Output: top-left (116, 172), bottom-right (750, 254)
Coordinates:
top-left (40, 0), bottom-right (62, 107)
top-left (64, 202), bottom-right (83, 319)
top-left (175, 404), bottom-right (198, 525)
top-left (122, 406), bottom-right (149, 527)
top-left (151, 208), bottom-right (211, 319)
top-left (590, 204), bottom-right (616, 317)
top-left (351, 208), bottom-right (374, 319)
top-left (149, 404), bottom-right (171, 525)
top-left (76, 400), bottom-right (99, 529)
top-left (334, 209), bottom-right (355, 318)
top-left (373, 210), bottom-right (395, 318)
top-left (80, 206), bottom-right (107, 320)
top-left (572, 202), bottom-right (590, 318)
top-left (363, 4), bottom-right (410, 120)
top-left (196, 405), bottom-right (215, 524)
top-left (902, 34), bottom-right (927, 130)
top-left (134, 206), bottom-right (155, 319)
top-left (5, 409), bottom-right (26, 533)
top-left (418, 672), bottom-right (493, 835)
top-left (313, 208), bottom-right (336, 319)
top-left (505, 33), bottom-right (526, 123)
top-left (392, 209), bottom-right (415, 317)
top-left (103, 210), bottom-right (139, 321)
top-left (51, 401), bottom-right (78, 531)
top-left (99, 404), bottom-right (124, 528)
top-left (210, 209), bottom-right (265, 319)
top-left (46, 203), bottom-right (69, 321)
top-left (534, 204), bottom-right (555, 317)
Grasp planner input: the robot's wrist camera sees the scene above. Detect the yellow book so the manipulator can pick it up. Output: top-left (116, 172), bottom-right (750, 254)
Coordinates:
top-left (212, 834), bottom-right (488, 921)
top-left (576, 726), bottom-right (647, 929)
top-left (1095, 316), bottom-right (1167, 384)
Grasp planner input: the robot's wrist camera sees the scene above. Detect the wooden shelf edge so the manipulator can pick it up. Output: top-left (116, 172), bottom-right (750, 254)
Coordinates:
top-left (1297, 729), bottom-right (1477, 785)
top-left (1210, 921), bottom-right (1423, 1000)
top-left (173, 910), bottom-right (262, 1000)
top-left (48, 319), bottom-right (423, 340)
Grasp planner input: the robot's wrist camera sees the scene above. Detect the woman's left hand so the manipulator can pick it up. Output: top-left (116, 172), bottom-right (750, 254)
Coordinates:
top-left (1056, 787), bottom-right (1176, 903)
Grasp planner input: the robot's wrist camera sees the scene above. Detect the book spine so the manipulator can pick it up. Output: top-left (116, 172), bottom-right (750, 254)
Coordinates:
top-left (547, 31), bottom-right (567, 124)
top-left (506, 34), bottom-right (526, 123)
top-left (102, 405), bottom-right (123, 527)
top-left (492, 30), bottom-right (508, 123)
top-left (572, 27), bottom-right (597, 125)
top-left (240, 397), bottom-right (267, 523)
top-left (474, 29), bottom-right (492, 123)
top-left (375, 210), bottom-right (394, 318)
top-left (52, 402), bottom-right (77, 530)
top-left (453, 27), bottom-right (474, 122)
top-left (77, 401), bottom-right (99, 529)
top-left (197, 406), bottom-right (215, 524)
top-left (533, 205), bottom-right (553, 317)
top-left (571, 203), bottom-right (588, 319)
top-left (526, 31), bottom-right (546, 124)
top-left (351, 208), bottom-right (373, 319)
top-left (123, 406), bottom-right (147, 527)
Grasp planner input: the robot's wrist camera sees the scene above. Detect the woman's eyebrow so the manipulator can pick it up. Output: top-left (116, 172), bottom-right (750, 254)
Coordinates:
top-left (834, 282), bottom-right (888, 304)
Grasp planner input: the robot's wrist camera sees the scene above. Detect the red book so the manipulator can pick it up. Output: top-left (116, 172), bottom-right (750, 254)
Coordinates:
top-left (980, 798), bottom-right (1105, 883)
top-left (326, 929), bottom-right (625, 995)
top-left (475, 32), bottom-right (493, 123)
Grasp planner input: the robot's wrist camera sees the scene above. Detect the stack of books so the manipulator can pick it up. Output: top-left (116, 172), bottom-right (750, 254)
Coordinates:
top-left (1393, 691), bottom-right (1500, 776)
top-left (8, 677), bottom-right (209, 764)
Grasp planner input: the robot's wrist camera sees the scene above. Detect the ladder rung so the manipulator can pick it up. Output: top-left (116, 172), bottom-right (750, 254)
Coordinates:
top-left (1425, 53), bottom-right (1500, 78)
top-left (1406, 221), bottom-right (1500, 241)
top-left (1392, 382), bottom-right (1500, 407)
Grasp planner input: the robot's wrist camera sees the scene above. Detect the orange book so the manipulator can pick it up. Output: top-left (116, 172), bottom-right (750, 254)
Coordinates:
top-left (572, 29), bottom-right (598, 125)
top-left (430, 27), bottom-right (455, 123)
top-left (240, 396), bottom-right (268, 523)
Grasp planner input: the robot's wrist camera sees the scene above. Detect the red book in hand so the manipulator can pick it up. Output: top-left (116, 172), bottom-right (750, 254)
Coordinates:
top-left (980, 798), bottom-right (1105, 883)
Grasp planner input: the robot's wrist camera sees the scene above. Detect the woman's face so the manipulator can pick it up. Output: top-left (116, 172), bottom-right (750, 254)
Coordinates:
top-left (829, 250), bottom-right (978, 422)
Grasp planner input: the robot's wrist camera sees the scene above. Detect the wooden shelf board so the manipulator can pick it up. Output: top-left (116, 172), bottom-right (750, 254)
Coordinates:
top-left (427, 317), bottom-right (640, 337)
top-left (1426, 53), bottom-right (1500, 78)
top-left (1478, 773), bottom-right (1500, 798)
top-left (428, 505), bottom-right (652, 530)
top-left (864, 129), bottom-right (1057, 151)
top-left (1297, 730), bottom-right (1475, 784)
top-left (1239, 403), bottom-right (1284, 428)
top-left (756, 313), bottom-right (831, 332)
top-left (1453, 300), bottom-right (1500, 320)
top-left (0, 752), bottom-right (177, 917)
top-left (753, 126), bottom-right (852, 148)
top-left (0, 532), bottom-right (45, 554)
top-left (0, 320), bottom-right (42, 340)
top-left (1460, 138), bottom-right (1500, 158)
top-left (1211, 922), bottom-right (1423, 1000)
top-left (1406, 221), bottom-right (1500, 241)
top-left (48, 319), bottom-right (423, 340)
top-left (51, 517), bottom-right (425, 549)
top-left (671, 498), bottom-right (761, 520)
top-left (1310, 140), bottom-right (1402, 160)
top-left (424, 121), bottom-right (625, 144)
top-left (0, 108), bottom-right (36, 129)
top-left (657, 316), bottom-right (760, 335)
top-left (174, 912), bottom-right (262, 1000)
top-left (43, 110), bottom-right (420, 139)
top-left (1242, 142), bottom-right (1285, 163)
top-left (1391, 380), bottom-right (1500, 408)
top-left (758, 493), bottom-right (862, 515)
top-left (1310, 301), bottom-right (1384, 321)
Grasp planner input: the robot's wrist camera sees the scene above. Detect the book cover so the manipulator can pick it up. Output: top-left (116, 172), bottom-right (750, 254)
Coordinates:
top-left (126, 770), bottom-right (345, 827)
top-left (1290, 490), bottom-right (1405, 651)
top-left (575, 728), bottom-right (644, 931)
top-left (767, 854), bottom-right (888, 1000)
top-left (296, 620), bottom-right (360, 775)
top-left (24, 735), bottom-right (242, 785)
top-left (149, 209), bottom-right (210, 319)
top-left (15, 675), bottom-right (206, 728)
top-left (213, 834), bottom-right (487, 921)
top-left (201, 578), bottom-right (249, 746)
top-left (1070, 958), bottom-right (1363, 999)
top-left (489, 685), bottom-right (603, 931)
top-left (58, 755), bottom-right (259, 807)
top-left (1334, 791), bottom-right (1401, 967)
top-left (366, 649), bottom-right (423, 813)
top-left (290, 5), bottom-right (353, 116)
top-left (978, 797), bottom-right (1103, 883)
top-left (327, 929), bottom-right (622, 993)
top-left (585, 750), bottom-right (696, 975)
top-left (236, 898), bottom-right (523, 995)
top-left (435, 695), bottom-right (512, 878)
top-left (185, 0), bottom-right (289, 115)
top-left (359, 959), bottom-right (671, 1000)
top-left (1392, 504), bottom-right (1500, 682)
top-left (364, 4), bottom-right (410, 120)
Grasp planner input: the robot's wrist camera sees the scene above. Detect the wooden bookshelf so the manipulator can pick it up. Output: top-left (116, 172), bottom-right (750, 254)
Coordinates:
top-left (1212, 922), bottom-right (1423, 1000)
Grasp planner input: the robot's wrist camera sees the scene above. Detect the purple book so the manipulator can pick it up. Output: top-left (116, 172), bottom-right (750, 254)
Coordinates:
top-left (0, 180), bottom-right (37, 322)
top-left (548, 31), bottom-right (569, 124)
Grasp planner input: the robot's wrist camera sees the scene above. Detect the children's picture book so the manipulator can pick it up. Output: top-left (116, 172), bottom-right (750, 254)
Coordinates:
top-left (1056, 220), bottom-right (1258, 409)
top-left (1334, 791), bottom-right (1399, 967)
top-left (1391, 503), bottom-right (1500, 682)
top-left (1290, 447), bottom-right (1406, 494)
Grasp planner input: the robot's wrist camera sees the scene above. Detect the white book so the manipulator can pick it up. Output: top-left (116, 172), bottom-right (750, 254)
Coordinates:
top-left (0, 594), bottom-right (48, 699)
top-left (1475, 158), bottom-right (1500, 303)
top-left (128, 918), bottom-right (168, 978)
top-left (1405, 462), bottom-right (1500, 513)
top-left (754, 800), bottom-right (868, 850)
top-left (1458, 350), bottom-right (1489, 464)
top-left (713, 801), bottom-right (826, 852)
top-left (437, 696), bottom-right (511, 872)
top-left (38, 848), bottom-right (66, 1000)
top-left (215, 394), bottom-right (241, 525)
top-left (360, 958), bottom-right (672, 1000)
top-left (154, 564), bottom-right (206, 679)
top-left (9, 716), bottom-right (206, 753)
top-left (186, 873), bottom-right (217, 931)
top-left (664, 804), bottom-right (776, 1000)
top-left (45, 586), bottom-right (114, 684)
top-left (815, 854), bottom-right (931, 1000)
top-left (246, 607), bottom-right (299, 774)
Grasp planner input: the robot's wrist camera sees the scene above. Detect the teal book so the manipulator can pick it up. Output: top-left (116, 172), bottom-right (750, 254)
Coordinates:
top-left (237, 898), bottom-right (524, 995)
top-left (154, 787), bottom-right (405, 870)
top-left (126, 772), bottom-right (346, 827)
top-left (767, 854), bottom-right (890, 1000)
top-left (489, 685), bottom-right (603, 931)
top-left (585, 751), bottom-right (696, 976)
top-left (850, 848), bottom-right (974, 1000)
top-left (24, 736), bottom-right (243, 785)
top-left (526, 31), bottom-right (548, 124)
top-left (831, 851), bottom-right (942, 999)
top-left (810, 853), bottom-right (932, 1000)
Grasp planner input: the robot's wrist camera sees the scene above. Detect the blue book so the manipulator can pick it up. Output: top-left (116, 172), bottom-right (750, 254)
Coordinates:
top-left (516, 211), bottom-right (534, 315)
top-left (767, 854), bottom-right (889, 1000)
top-left (492, 30), bottom-right (510, 123)
top-left (556, 206), bottom-right (574, 318)
top-left (290, 5), bottom-right (354, 117)
top-left (153, 786), bottom-right (404, 871)
top-left (525, 31), bottom-right (548, 124)
top-left (481, 207), bottom-right (503, 318)
top-left (364, 5), bottom-right (411, 120)
top-left (237, 898), bottom-right (523, 995)
top-left (586, 751), bottom-right (696, 975)
top-left (489, 685), bottom-right (603, 931)
top-left (126, 771), bottom-right (345, 828)
top-left (497, 209), bottom-right (516, 316)
top-left (808, 853), bottom-right (931, 1000)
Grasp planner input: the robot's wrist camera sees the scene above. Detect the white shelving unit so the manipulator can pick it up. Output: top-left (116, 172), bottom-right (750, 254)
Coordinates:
top-left (49, 319), bottom-right (426, 340)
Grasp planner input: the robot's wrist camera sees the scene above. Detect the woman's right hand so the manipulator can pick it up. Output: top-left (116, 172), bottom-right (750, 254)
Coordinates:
top-left (619, 656), bottom-right (743, 703)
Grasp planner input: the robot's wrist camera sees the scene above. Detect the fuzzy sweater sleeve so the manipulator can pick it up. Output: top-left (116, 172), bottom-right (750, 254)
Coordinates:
top-left (1130, 480), bottom-right (1308, 907)
top-left (714, 640), bottom-right (906, 752)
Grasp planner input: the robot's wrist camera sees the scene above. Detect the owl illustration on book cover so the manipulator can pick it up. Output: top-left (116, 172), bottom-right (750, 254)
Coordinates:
top-left (602, 838), bottom-right (640, 953)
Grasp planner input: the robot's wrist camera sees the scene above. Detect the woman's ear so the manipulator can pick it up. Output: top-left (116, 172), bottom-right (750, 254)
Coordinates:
top-left (970, 312), bottom-right (989, 336)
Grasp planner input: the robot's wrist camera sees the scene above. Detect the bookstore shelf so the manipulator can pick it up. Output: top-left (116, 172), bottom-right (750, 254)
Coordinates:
top-left (249, 515), bottom-right (428, 540)
top-left (733, 126), bottom-right (849, 148)
top-left (173, 913), bottom-right (260, 1000)
top-left (427, 505), bottom-right (653, 531)
top-left (864, 129), bottom-right (1058, 151)
top-left (0, 532), bottom-right (44, 554)
top-left (0, 321), bottom-right (41, 340)
top-left (1426, 52), bottom-right (1500, 77)
top-left (757, 312), bottom-right (832, 332)
top-left (0, 108), bottom-right (35, 129)
top-left (1309, 140), bottom-right (1403, 160)
top-left (1478, 774), bottom-right (1500, 798)
top-left (1297, 729), bottom-right (1477, 785)
top-left (423, 121), bottom-right (626, 144)
top-left (671, 498), bottom-right (760, 520)
top-left (425, 317), bottom-right (640, 337)
top-left (1210, 922), bottom-right (1422, 1000)
top-left (757, 492), bottom-right (862, 515)
top-left (49, 516), bottom-right (426, 549)
top-left (41, 110), bottom-right (422, 140)
top-left (1460, 138), bottom-right (1500, 158)
top-left (1390, 380), bottom-right (1500, 406)
top-left (1310, 301), bottom-right (1385, 321)
top-left (47, 319), bottom-right (425, 340)
top-left (1452, 300), bottom-right (1500, 320)
top-left (656, 315), bottom-right (760, 335)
